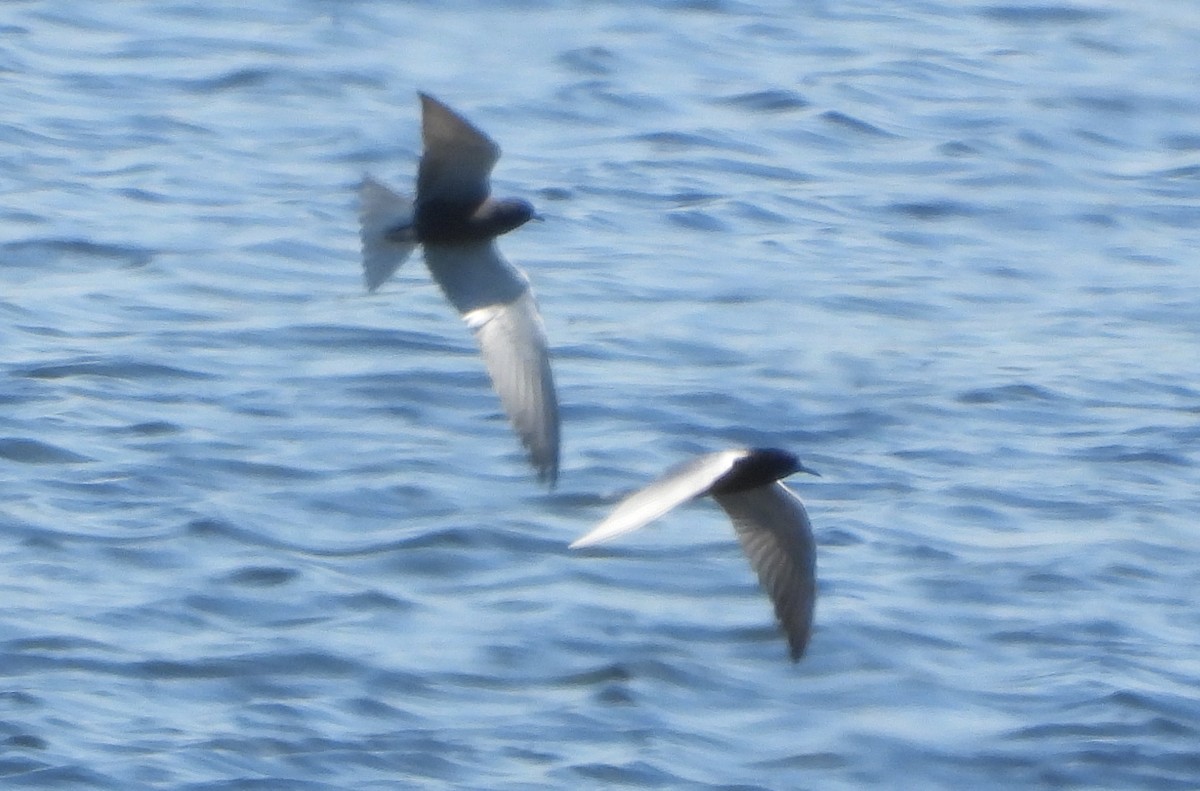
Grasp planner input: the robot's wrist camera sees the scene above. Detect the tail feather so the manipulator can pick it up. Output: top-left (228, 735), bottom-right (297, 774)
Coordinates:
top-left (358, 175), bottom-right (417, 292)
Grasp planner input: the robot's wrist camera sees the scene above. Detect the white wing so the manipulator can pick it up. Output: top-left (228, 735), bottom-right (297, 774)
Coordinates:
top-left (570, 449), bottom-right (750, 548)
top-left (358, 175), bottom-right (417, 292)
top-left (714, 482), bottom-right (817, 661)
top-left (423, 242), bottom-right (559, 485)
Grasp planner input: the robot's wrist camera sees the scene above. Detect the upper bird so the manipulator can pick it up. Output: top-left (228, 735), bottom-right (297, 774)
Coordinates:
top-left (570, 448), bottom-right (819, 661)
top-left (359, 93), bottom-right (559, 486)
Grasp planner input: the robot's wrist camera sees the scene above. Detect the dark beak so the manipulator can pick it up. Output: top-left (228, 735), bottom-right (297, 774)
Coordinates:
top-left (798, 463), bottom-right (821, 478)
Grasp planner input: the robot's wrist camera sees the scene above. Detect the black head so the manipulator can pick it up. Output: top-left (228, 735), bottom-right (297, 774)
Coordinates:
top-left (709, 447), bottom-right (818, 495)
top-left (479, 197), bottom-right (540, 236)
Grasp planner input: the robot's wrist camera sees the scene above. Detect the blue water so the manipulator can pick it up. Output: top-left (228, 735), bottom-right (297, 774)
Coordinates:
top-left (3, 1), bottom-right (1200, 788)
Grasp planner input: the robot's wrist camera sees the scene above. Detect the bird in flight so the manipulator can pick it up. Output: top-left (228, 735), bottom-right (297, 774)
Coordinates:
top-left (571, 448), bottom-right (819, 661)
top-left (359, 93), bottom-right (559, 486)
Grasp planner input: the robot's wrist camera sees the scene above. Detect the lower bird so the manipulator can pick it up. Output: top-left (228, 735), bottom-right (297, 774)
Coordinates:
top-left (570, 447), bottom-right (819, 661)
top-left (358, 93), bottom-right (559, 486)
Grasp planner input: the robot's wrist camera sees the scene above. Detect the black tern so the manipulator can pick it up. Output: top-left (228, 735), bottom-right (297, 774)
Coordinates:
top-left (570, 448), bottom-right (819, 661)
top-left (359, 93), bottom-right (559, 485)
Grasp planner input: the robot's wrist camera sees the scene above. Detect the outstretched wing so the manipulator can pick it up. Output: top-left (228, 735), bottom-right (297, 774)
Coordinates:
top-left (358, 175), bottom-right (417, 292)
top-left (714, 482), bottom-right (817, 661)
top-left (417, 93), bottom-right (500, 210)
top-left (423, 242), bottom-right (559, 485)
top-left (570, 449), bottom-right (750, 548)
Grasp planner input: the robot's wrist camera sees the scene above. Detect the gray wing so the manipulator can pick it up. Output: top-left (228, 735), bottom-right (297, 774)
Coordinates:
top-left (423, 242), bottom-right (559, 485)
top-left (358, 175), bottom-right (417, 292)
top-left (570, 450), bottom-right (750, 548)
top-left (417, 93), bottom-right (500, 208)
top-left (713, 482), bottom-right (817, 662)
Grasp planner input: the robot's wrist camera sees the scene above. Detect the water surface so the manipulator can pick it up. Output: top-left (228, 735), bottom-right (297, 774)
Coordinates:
top-left (2, 1), bottom-right (1199, 789)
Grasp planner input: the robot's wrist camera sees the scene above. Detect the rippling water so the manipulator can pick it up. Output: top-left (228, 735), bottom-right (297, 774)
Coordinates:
top-left (3, 1), bottom-right (1200, 789)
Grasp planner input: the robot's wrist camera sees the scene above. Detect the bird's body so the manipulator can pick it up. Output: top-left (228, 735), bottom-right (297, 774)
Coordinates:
top-left (571, 448), bottom-right (819, 662)
top-left (358, 93), bottom-right (559, 485)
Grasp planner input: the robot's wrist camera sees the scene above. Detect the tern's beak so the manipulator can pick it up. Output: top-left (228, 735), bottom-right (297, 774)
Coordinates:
top-left (797, 463), bottom-right (821, 478)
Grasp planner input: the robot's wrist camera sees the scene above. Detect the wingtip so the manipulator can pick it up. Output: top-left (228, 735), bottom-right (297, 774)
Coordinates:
top-left (568, 515), bottom-right (615, 549)
top-left (567, 533), bottom-right (597, 550)
top-left (538, 454), bottom-right (560, 490)
top-left (418, 91), bottom-right (453, 120)
top-left (521, 432), bottom-right (558, 489)
top-left (787, 640), bottom-right (808, 663)
top-left (567, 518), bottom-right (622, 550)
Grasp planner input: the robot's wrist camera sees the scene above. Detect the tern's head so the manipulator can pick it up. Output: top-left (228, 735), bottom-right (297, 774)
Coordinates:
top-left (479, 197), bottom-right (540, 236)
top-left (709, 447), bottom-right (819, 495)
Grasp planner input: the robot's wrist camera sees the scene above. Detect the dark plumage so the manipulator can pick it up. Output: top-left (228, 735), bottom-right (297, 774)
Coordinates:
top-left (358, 93), bottom-right (559, 485)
